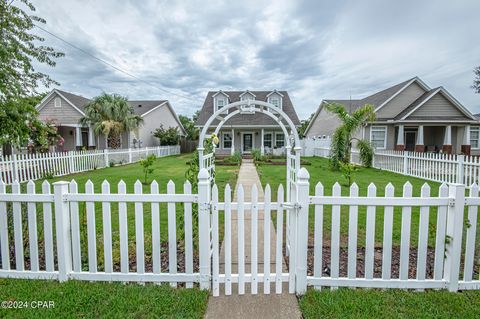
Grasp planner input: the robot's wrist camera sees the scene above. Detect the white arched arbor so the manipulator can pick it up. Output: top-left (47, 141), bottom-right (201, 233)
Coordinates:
top-left (198, 99), bottom-right (302, 200)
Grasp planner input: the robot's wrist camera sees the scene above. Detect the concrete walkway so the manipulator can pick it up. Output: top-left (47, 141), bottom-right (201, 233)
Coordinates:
top-left (205, 159), bottom-right (301, 319)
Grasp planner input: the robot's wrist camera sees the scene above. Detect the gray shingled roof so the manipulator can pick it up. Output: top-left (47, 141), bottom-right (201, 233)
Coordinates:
top-left (194, 90), bottom-right (300, 126)
top-left (55, 90), bottom-right (166, 116)
top-left (359, 78), bottom-right (414, 108)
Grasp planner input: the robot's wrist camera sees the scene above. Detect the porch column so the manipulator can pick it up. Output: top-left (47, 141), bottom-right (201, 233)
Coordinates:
top-left (461, 125), bottom-right (471, 156)
top-left (443, 125), bottom-right (452, 154)
top-left (395, 125), bottom-right (405, 151)
top-left (261, 128), bottom-right (265, 155)
top-left (231, 128), bottom-right (235, 156)
top-left (75, 127), bottom-right (82, 149)
top-left (415, 125), bottom-right (425, 152)
top-left (88, 127), bottom-right (96, 149)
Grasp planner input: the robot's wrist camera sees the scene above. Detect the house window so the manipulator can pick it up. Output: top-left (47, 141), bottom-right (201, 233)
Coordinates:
top-left (223, 132), bottom-right (232, 149)
top-left (269, 97), bottom-right (280, 108)
top-left (241, 94), bottom-right (254, 102)
top-left (470, 127), bottom-right (480, 149)
top-left (263, 133), bottom-right (272, 148)
top-left (216, 99), bottom-right (225, 111)
top-left (371, 126), bottom-right (387, 149)
top-left (275, 133), bottom-right (285, 148)
top-left (54, 97), bottom-right (61, 108)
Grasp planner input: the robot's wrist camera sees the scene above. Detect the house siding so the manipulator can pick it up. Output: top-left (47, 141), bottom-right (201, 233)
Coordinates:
top-left (305, 105), bottom-right (342, 138)
top-left (406, 92), bottom-right (469, 119)
top-left (137, 104), bottom-right (182, 147)
top-left (376, 82), bottom-right (426, 119)
top-left (38, 93), bottom-right (84, 124)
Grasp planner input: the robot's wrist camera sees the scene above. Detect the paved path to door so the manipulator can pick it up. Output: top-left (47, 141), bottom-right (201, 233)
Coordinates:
top-left (205, 159), bottom-right (301, 319)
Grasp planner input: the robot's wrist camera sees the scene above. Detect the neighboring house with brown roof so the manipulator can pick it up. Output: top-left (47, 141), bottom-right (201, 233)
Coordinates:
top-left (36, 89), bottom-right (185, 151)
top-left (304, 77), bottom-right (480, 155)
top-left (194, 90), bottom-right (301, 155)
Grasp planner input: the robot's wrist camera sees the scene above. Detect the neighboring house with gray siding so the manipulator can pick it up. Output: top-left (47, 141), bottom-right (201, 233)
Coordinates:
top-left (36, 89), bottom-right (185, 151)
top-left (304, 77), bottom-right (480, 155)
top-left (194, 90), bottom-right (300, 155)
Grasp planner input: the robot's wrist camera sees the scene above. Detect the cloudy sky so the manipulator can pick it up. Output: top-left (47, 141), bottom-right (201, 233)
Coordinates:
top-left (29, 0), bottom-right (480, 119)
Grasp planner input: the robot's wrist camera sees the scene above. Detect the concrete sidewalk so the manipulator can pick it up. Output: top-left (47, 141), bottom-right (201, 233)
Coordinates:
top-left (204, 159), bottom-right (301, 319)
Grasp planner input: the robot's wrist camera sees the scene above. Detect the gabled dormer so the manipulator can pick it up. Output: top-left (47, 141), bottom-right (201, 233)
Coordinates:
top-left (239, 90), bottom-right (256, 102)
top-left (266, 90), bottom-right (284, 109)
top-left (212, 90), bottom-right (229, 113)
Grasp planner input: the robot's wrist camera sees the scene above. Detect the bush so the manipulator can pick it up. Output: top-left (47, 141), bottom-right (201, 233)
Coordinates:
top-left (251, 149), bottom-right (262, 161)
top-left (223, 152), bottom-right (242, 165)
top-left (153, 126), bottom-right (180, 146)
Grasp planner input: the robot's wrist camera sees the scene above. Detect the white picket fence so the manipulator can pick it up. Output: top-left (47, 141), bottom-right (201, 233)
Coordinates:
top-left (314, 147), bottom-right (480, 187)
top-left (0, 167), bottom-right (479, 294)
top-left (0, 145), bottom-right (180, 185)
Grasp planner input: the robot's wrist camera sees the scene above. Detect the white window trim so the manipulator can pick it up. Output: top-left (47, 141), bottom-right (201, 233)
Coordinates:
top-left (215, 98), bottom-right (227, 112)
top-left (268, 96), bottom-right (282, 109)
top-left (275, 132), bottom-right (285, 148)
top-left (54, 97), bottom-right (61, 108)
top-left (470, 126), bottom-right (480, 150)
top-left (370, 125), bottom-right (387, 150)
top-left (263, 132), bottom-right (273, 148)
top-left (222, 132), bottom-right (232, 149)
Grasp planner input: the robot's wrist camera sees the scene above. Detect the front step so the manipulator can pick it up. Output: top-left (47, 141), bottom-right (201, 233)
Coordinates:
top-left (242, 154), bottom-right (253, 159)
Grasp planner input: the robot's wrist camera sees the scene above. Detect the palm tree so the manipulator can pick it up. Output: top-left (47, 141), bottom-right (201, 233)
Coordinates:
top-left (325, 102), bottom-right (376, 170)
top-left (80, 93), bottom-right (143, 149)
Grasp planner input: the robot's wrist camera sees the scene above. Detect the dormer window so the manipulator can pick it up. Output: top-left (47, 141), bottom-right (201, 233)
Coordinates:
top-left (270, 97), bottom-right (280, 108)
top-left (217, 99), bottom-right (225, 110)
top-left (240, 90), bottom-right (256, 102)
top-left (54, 97), bottom-right (61, 108)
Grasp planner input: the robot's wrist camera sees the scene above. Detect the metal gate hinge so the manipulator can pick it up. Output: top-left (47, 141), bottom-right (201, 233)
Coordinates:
top-left (449, 198), bottom-right (455, 207)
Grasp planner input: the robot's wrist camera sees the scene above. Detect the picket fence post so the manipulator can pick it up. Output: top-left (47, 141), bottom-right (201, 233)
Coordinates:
top-left (69, 151), bottom-right (75, 174)
top-left (295, 168), bottom-right (310, 295)
top-left (128, 148), bottom-right (132, 163)
top-left (198, 168), bottom-right (211, 290)
top-left (444, 183), bottom-right (465, 292)
top-left (104, 149), bottom-right (109, 167)
top-left (12, 153), bottom-right (19, 182)
top-left (53, 181), bottom-right (72, 282)
top-left (403, 151), bottom-right (409, 175)
top-left (456, 155), bottom-right (465, 185)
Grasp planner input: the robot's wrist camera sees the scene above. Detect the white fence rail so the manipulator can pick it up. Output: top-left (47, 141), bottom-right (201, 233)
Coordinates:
top-left (0, 146), bottom-right (180, 185)
top-left (0, 167), bottom-right (478, 294)
top-left (314, 146), bottom-right (480, 187)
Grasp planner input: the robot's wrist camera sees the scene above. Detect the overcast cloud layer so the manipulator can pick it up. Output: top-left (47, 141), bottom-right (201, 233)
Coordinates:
top-left (30, 0), bottom-right (480, 119)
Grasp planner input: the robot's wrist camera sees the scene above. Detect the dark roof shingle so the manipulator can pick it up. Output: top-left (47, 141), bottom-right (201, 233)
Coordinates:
top-left (195, 90), bottom-right (300, 126)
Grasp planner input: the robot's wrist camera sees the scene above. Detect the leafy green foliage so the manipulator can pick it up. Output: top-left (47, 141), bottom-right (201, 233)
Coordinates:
top-left (185, 136), bottom-right (216, 192)
top-left (251, 148), bottom-right (262, 161)
top-left (179, 114), bottom-right (199, 140)
top-left (222, 151), bottom-right (242, 165)
top-left (139, 154), bottom-right (156, 184)
top-left (80, 93), bottom-right (143, 149)
top-left (473, 66), bottom-right (480, 93)
top-left (357, 139), bottom-right (374, 167)
top-left (0, 1), bottom-right (63, 148)
top-left (154, 126), bottom-right (180, 146)
top-left (325, 102), bottom-right (376, 170)
top-left (339, 162), bottom-right (358, 186)
top-left (298, 112), bottom-right (314, 138)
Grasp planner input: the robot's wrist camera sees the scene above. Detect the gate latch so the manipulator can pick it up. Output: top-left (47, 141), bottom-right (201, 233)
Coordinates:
top-left (282, 202), bottom-right (301, 210)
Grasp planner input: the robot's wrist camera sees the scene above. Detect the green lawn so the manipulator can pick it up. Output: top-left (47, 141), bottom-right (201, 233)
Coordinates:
top-left (257, 156), bottom-right (442, 246)
top-left (299, 288), bottom-right (480, 319)
top-left (0, 279), bottom-right (208, 319)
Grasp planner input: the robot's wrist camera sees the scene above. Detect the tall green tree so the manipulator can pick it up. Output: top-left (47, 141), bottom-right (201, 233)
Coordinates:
top-left (179, 114), bottom-right (199, 140)
top-left (473, 66), bottom-right (480, 93)
top-left (80, 93), bottom-right (143, 149)
top-left (326, 102), bottom-right (376, 170)
top-left (0, 0), bottom-right (64, 149)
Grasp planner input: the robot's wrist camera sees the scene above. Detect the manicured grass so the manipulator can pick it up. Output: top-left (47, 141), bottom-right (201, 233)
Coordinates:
top-left (257, 156), bottom-right (442, 246)
top-left (0, 279), bottom-right (208, 318)
top-left (299, 288), bottom-right (480, 319)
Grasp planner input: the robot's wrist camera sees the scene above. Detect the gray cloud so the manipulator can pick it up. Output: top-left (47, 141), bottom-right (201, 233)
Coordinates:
top-left (29, 0), bottom-right (480, 119)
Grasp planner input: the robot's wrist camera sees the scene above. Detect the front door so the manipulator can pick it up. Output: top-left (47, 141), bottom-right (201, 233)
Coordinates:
top-left (405, 131), bottom-right (416, 151)
top-left (243, 133), bottom-right (253, 153)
